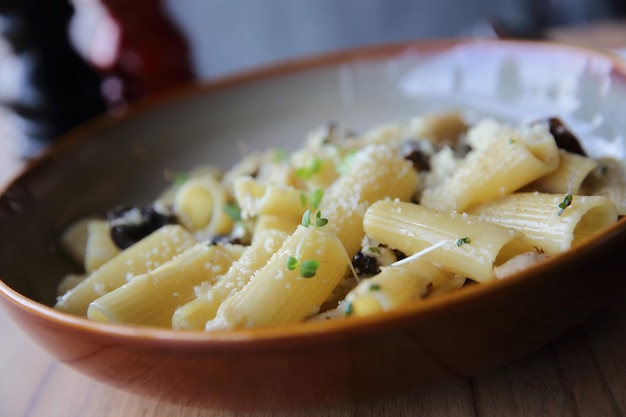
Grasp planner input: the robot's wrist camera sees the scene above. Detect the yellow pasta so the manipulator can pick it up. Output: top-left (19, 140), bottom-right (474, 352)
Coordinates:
top-left (363, 200), bottom-right (534, 283)
top-left (406, 111), bottom-right (468, 145)
top-left (206, 224), bottom-right (351, 330)
top-left (55, 112), bottom-right (622, 330)
top-left (348, 111), bottom-right (465, 150)
top-left (528, 150), bottom-right (597, 194)
top-left (59, 216), bottom-right (95, 266)
top-left (173, 173), bottom-right (233, 236)
top-left (344, 260), bottom-right (465, 317)
top-left (84, 220), bottom-right (121, 273)
top-left (468, 192), bottom-right (619, 254)
top-left (581, 158), bottom-right (626, 215)
top-left (320, 144), bottom-right (419, 256)
top-left (421, 119), bottom-right (560, 212)
top-left (55, 225), bottom-right (196, 316)
top-left (172, 229), bottom-right (289, 330)
top-left (234, 177), bottom-right (309, 221)
top-left (87, 243), bottom-right (240, 327)
top-left (291, 148), bottom-right (341, 191)
top-left (252, 215), bottom-right (299, 239)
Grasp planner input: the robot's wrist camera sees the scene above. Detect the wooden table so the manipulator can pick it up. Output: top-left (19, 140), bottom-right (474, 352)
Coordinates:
top-left (2, 293), bottom-right (625, 417)
top-left (2, 22), bottom-right (626, 417)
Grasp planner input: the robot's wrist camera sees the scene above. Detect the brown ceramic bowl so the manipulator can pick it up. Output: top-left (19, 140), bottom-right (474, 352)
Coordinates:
top-left (1, 39), bottom-right (626, 411)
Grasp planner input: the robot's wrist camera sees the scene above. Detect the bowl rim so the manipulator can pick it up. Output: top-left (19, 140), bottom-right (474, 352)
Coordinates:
top-left (1, 38), bottom-right (626, 348)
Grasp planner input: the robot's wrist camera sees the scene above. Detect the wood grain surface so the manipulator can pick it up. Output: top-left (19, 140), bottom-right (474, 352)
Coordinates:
top-left (2, 291), bottom-right (624, 417)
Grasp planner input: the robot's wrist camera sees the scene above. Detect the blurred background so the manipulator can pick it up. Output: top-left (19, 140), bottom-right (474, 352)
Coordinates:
top-left (1, 0), bottom-right (625, 168)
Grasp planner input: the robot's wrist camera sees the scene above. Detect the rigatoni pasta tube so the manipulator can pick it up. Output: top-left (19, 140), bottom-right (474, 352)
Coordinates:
top-left (172, 229), bottom-right (289, 330)
top-left (581, 158), bottom-right (626, 215)
top-left (55, 225), bottom-right (196, 316)
top-left (421, 120), bottom-right (559, 212)
top-left (59, 216), bottom-right (95, 267)
top-left (529, 151), bottom-right (597, 194)
top-left (206, 224), bottom-right (350, 330)
top-left (234, 177), bottom-right (308, 221)
top-left (344, 260), bottom-right (465, 317)
top-left (468, 192), bottom-right (619, 254)
top-left (363, 200), bottom-right (534, 283)
top-left (172, 173), bottom-right (233, 235)
top-left (84, 220), bottom-right (120, 273)
top-left (87, 243), bottom-right (239, 327)
top-left (252, 215), bottom-right (299, 239)
top-left (320, 144), bottom-right (419, 256)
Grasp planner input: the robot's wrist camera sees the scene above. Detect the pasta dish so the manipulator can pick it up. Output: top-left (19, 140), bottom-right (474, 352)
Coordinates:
top-left (53, 112), bottom-right (623, 330)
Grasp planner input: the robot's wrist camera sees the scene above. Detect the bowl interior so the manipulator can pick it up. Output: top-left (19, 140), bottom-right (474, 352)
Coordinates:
top-left (1, 39), bottom-right (625, 313)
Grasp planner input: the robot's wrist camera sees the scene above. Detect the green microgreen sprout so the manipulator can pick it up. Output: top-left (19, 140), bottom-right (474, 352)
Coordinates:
top-left (285, 255), bottom-right (320, 278)
top-left (301, 209), bottom-right (328, 228)
top-left (310, 189), bottom-right (324, 209)
top-left (456, 236), bottom-right (471, 246)
top-left (558, 193), bottom-right (573, 216)
top-left (369, 283), bottom-right (381, 291)
top-left (344, 301), bottom-right (354, 317)
top-left (300, 259), bottom-right (320, 278)
top-left (286, 256), bottom-right (299, 271)
top-left (337, 149), bottom-right (357, 175)
top-left (173, 172), bottom-right (188, 186)
top-left (300, 189), bottom-right (325, 210)
top-left (367, 246), bottom-right (380, 255)
top-left (223, 202), bottom-right (242, 222)
top-left (296, 158), bottom-right (323, 180)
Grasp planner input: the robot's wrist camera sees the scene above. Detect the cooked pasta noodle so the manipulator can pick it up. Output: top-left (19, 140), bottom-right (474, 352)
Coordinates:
top-left (54, 113), bottom-right (621, 330)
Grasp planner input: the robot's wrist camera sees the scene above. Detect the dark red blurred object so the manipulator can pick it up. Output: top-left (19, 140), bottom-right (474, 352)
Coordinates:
top-left (87, 0), bottom-right (195, 107)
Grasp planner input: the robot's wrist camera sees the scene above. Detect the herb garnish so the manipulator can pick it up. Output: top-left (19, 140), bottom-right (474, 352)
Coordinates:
top-left (223, 202), bottom-right (242, 222)
top-left (456, 236), bottom-right (471, 246)
top-left (285, 256), bottom-right (320, 278)
top-left (309, 189), bottom-right (324, 209)
top-left (301, 209), bottom-right (328, 228)
top-left (558, 193), bottom-right (573, 216)
top-left (296, 159), bottom-right (323, 180)
top-left (344, 301), bottom-right (354, 317)
top-left (337, 150), bottom-right (357, 175)
top-left (300, 189), bottom-right (324, 209)
top-left (174, 172), bottom-right (188, 186)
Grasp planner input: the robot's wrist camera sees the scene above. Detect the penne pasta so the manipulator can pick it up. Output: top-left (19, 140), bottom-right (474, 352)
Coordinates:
top-left (59, 216), bottom-right (96, 267)
top-left (234, 177), bottom-right (310, 221)
top-left (55, 112), bottom-right (622, 330)
top-left (206, 224), bottom-right (351, 330)
top-left (528, 150), bottom-right (597, 194)
top-left (84, 220), bottom-right (121, 273)
top-left (468, 192), bottom-right (619, 254)
top-left (87, 243), bottom-right (240, 327)
top-left (55, 225), bottom-right (196, 316)
top-left (421, 119), bottom-right (560, 212)
top-left (252, 214), bottom-right (299, 239)
top-left (581, 158), bottom-right (626, 215)
top-left (172, 229), bottom-right (289, 330)
top-left (320, 144), bottom-right (419, 256)
top-left (363, 200), bottom-right (535, 283)
top-left (343, 260), bottom-right (465, 317)
top-left (173, 173), bottom-right (233, 237)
